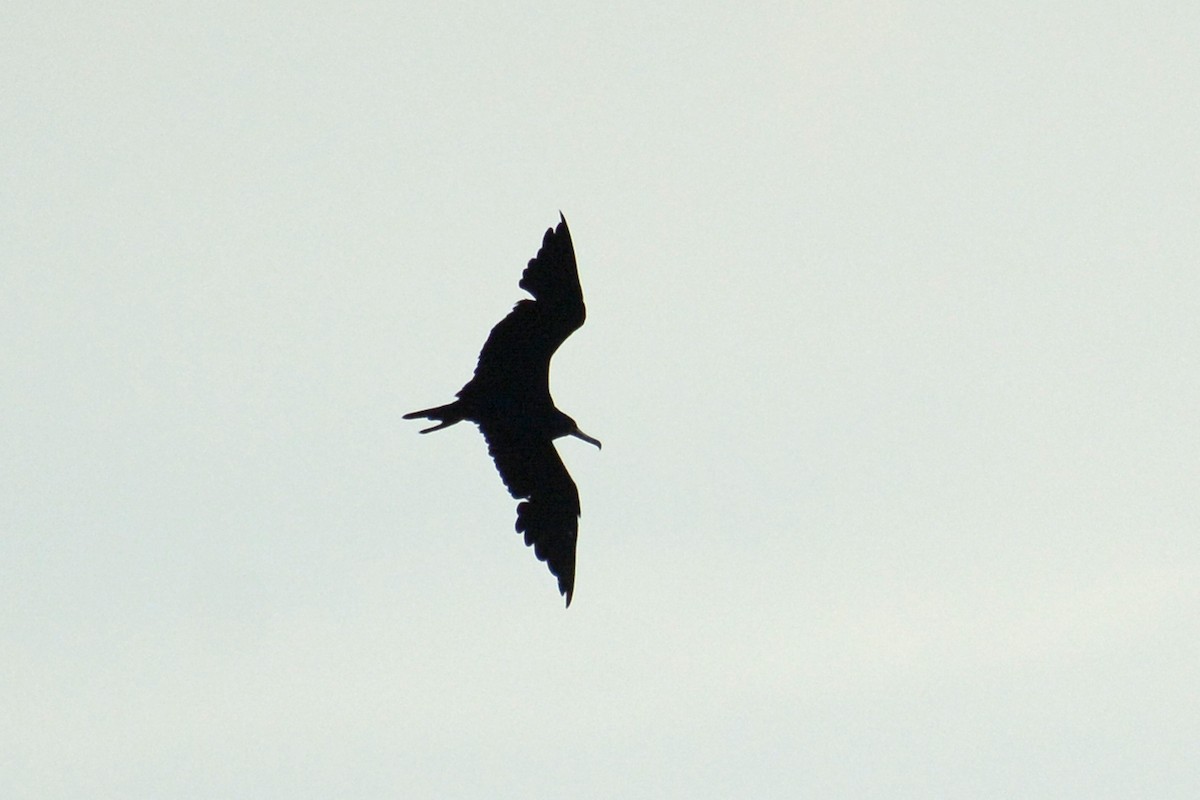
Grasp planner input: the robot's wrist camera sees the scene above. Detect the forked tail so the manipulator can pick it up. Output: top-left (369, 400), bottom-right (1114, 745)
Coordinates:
top-left (402, 401), bottom-right (465, 433)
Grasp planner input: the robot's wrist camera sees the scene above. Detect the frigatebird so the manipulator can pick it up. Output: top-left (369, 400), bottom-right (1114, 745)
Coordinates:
top-left (404, 213), bottom-right (600, 606)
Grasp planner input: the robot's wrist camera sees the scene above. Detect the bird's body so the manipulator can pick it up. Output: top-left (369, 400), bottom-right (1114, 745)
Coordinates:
top-left (404, 214), bottom-right (599, 606)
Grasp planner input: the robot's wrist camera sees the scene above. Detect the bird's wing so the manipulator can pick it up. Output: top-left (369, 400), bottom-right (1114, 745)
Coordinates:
top-left (481, 425), bottom-right (580, 606)
top-left (518, 213), bottom-right (585, 333)
top-left (459, 215), bottom-right (585, 402)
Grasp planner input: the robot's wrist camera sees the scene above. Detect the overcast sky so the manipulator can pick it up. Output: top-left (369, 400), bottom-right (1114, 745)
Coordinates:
top-left (3, 2), bottom-right (1198, 797)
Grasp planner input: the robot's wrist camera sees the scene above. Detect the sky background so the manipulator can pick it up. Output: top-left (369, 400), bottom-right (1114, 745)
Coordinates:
top-left (3, 1), bottom-right (1198, 797)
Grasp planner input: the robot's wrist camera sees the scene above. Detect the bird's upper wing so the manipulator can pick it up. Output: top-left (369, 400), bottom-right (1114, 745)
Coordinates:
top-left (481, 424), bottom-right (580, 606)
top-left (459, 215), bottom-right (585, 403)
top-left (518, 213), bottom-right (584, 329)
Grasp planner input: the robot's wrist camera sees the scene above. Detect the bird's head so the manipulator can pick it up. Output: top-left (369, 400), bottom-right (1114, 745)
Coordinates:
top-left (556, 411), bottom-right (602, 450)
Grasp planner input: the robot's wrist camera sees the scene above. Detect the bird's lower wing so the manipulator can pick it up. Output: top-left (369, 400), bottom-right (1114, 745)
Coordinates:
top-left (481, 427), bottom-right (581, 605)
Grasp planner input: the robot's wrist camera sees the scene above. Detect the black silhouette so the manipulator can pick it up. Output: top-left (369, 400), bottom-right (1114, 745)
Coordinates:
top-left (405, 214), bottom-right (600, 606)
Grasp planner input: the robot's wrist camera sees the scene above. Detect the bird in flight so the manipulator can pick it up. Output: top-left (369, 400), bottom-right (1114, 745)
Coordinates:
top-left (404, 213), bottom-right (600, 606)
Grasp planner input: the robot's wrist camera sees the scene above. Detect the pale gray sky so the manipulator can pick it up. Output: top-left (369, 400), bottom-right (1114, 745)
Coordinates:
top-left (3, 2), bottom-right (1198, 797)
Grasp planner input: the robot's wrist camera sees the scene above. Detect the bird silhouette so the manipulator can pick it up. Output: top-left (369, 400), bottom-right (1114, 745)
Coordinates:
top-left (404, 213), bottom-right (600, 606)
